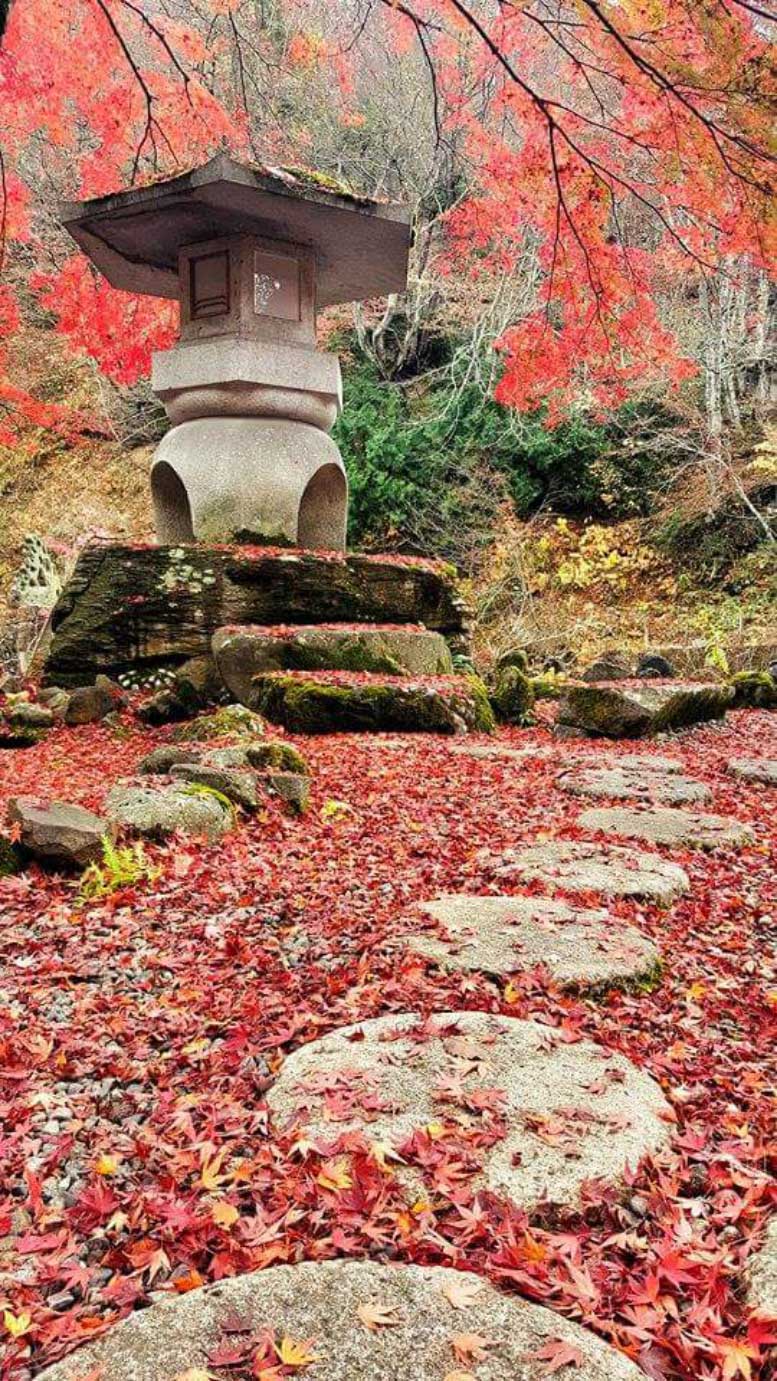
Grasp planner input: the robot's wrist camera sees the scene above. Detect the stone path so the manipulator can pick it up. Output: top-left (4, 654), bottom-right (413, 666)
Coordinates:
top-left (479, 839), bottom-right (690, 903)
top-left (448, 742), bottom-right (552, 762)
top-left (407, 894), bottom-right (660, 990)
top-left (36, 1260), bottom-right (644, 1381)
top-left (579, 805), bottom-right (754, 850)
top-left (747, 1217), bottom-right (777, 1317)
top-left (728, 757), bottom-right (777, 785)
top-left (558, 763), bottom-right (710, 804)
top-left (267, 1011), bottom-right (671, 1211)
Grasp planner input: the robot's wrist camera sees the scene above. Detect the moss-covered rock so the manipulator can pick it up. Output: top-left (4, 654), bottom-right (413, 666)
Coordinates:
top-left (490, 666), bottom-right (535, 726)
top-left (495, 648), bottom-right (529, 674)
top-left (730, 670), bottom-right (777, 709)
top-left (246, 741), bottom-right (309, 774)
top-left (252, 673), bottom-right (495, 735)
top-left (0, 836), bottom-right (23, 877)
top-left (530, 673), bottom-right (567, 701)
top-left (558, 682), bottom-right (733, 739)
top-left (172, 704), bottom-right (264, 742)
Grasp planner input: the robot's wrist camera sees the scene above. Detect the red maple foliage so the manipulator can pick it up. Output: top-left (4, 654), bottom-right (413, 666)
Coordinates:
top-left (0, 704), bottom-right (775, 1379)
top-left (0, 0), bottom-right (775, 432)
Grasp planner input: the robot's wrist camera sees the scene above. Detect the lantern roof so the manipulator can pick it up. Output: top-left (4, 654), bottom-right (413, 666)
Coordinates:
top-left (60, 153), bottom-right (411, 307)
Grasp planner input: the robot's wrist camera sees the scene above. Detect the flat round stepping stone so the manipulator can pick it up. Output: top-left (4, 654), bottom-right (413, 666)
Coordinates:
top-left (579, 805), bottom-right (754, 850)
top-left (479, 840), bottom-right (689, 903)
top-left (448, 742), bottom-right (551, 761)
top-left (747, 1217), bottom-right (777, 1317)
top-left (267, 1011), bottom-right (671, 1211)
top-left (407, 894), bottom-right (660, 990)
top-left (35, 1259), bottom-right (644, 1381)
top-left (558, 764), bottom-right (709, 805)
top-left (728, 757), bottom-right (777, 786)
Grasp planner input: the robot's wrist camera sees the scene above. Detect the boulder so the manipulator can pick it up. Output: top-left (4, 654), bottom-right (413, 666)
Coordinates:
top-left (636, 653), bottom-right (676, 679)
top-left (44, 543), bottom-right (470, 685)
top-left (730, 670), bottom-right (777, 709)
top-left (265, 771), bottom-right (310, 814)
top-left (171, 704), bottom-right (264, 743)
top-left (558, 681), bottom-right (733, 738)
top-left (64, 675), bottom-right (127, 726)
top-left (105, 781), bottom-right (233, 842)
top-left (37, 686), bottom-right (70, 717)
top-left (34, 1259), bottom-right (644, 1381)
top-left (6, 702), bottom-right (54, 729)
top-left (213, 624), bottom-right (454, 707)
top-left (252, 672), bottom-right (495, 735)
top-left (246, 740), bottom-right (308, 774)
top-left (579, 805), bottom-right (754, 850)
top-left (170, 762), bottom-right (258, 811)
top-left (8, 797), bottom-right (110, 868)
top-left (495, 646), bottom-right (529, 673)
top-left (489, 664), bottom-right (535, 726)
top-left (137, 745), bottom-right (201, 775)
top-left (580, 650), bottom-right (632, 682)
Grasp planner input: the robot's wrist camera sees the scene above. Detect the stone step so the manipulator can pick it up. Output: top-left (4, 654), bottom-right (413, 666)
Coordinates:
top-left (478, 840), bottom-right (690, 903)
top-left (213, 621), bottom-right (454, 707)
top-left (267, 1011), bottom-right (671, 1212)
top-left (728, 757), bottom-right (777, 786)
top-left (43, 542), bottom-right (470, 685)
top-left (251, 669), bottom-right (494, 734)
top-left (406, 894), bottom-right (660, 991)
top-left (558, 763), bottom-right (710, 804)
top-left (35, 1259), bottom-right (645, 1381)
top-left (579, 805), bottom-right (754, 850)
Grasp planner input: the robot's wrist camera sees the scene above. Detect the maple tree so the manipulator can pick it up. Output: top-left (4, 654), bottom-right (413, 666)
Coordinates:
top-left (0, 0), bottom-right (775, 436)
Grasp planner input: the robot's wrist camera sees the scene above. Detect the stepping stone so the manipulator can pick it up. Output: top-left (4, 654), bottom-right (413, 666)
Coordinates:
top-left (35, 1259), bottom-right (644, 1381)
top-left (579, 806), bottom-right (754, 850)
top-left (448, 742), bottom-right (551, 761)
top-left (596, 754), bottom-right (683, 773)
top-left (728, 758), bottom-right (777, 786)
top-left (747, 1217), bottom-right (777, 1317)
top-left (267, 1011), bottom-right (671, 1211)
top-left (558, 764), bottom-right (709, 805)
top-left (407, 894), bottom-right (660, 990)
top-left (106, 780), bottom-right (233, 842)
top-left (479, 840), bottom-right (689, 904)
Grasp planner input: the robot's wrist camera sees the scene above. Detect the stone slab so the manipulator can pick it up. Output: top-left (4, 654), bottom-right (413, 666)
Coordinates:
top-left (747, 1217), bottom-right (777, 1317)
top-left (479, 840), bottom-right (690, 904)
top-left (447, 742), bottom-right (552, 762)
top-left (253, 672), bottom-right (494, 735)
top-left (267, 1011), bottom-right (671, 1210)
top-left (728, 758), bottom-right (777, 786)
top-left (558, 764), bottom-right (710, 805)
top-left (579, 806), bottom-right (754, 850)
top-left (35, 1259), bottom-right (643, 1381)
top-left (44, 544), bottom-right (469, 685)
top-left (408, 894), bottom-right (660, 990)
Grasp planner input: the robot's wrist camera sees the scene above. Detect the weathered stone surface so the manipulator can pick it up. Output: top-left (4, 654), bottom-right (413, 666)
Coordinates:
top-left (37, 686), bottom-right (70, 716)
top-left (636, 653), bottom-right (675, 679)
top-left (747, 1217), bottom-right (777, 1317)
top-left (558, 764), bottom-right (710, 805)
top-left (64, 675), bottom-right (127, 726)
top-left (137, 745), bottom-right (201, 775)
top-left (265, 770), bottom-right (310, 813)
top-left (581, 651), bottom-right (632, 682)
top-left (44, 544), bottom-right (470, 685)
top-left (579, 805), bottom-right (754, 850)
top-left (267, 1011), bottom-right (671, 1210)
top-left (246, 740), bottom-right (308, 774)
top-left (6, 702), bottom-right (54, 729)
top-left (171, 704), bottom-right (264, 742)
top-left (253, 672), bottom-right (495, 735)
top-left (8, 797), bottom-right (110, 869)
top-left (730, 670), bottom-right (777, 709)
top-left (480, 840), bottom-right (690, 904)
top-left (558, 681), bottom-right (733, 739)
top-left (170, 762), bottom-right (258, 810)
top-left (213, 623), bottom-right (454, 706)
top-left (106, 781), bottom-right (233, 842)
top-left (490, 664), bottom-right (535, 726)
top-left (728, 757), bottom-right (777, 786)
top-left (448, 742), bottom-right (551, 762)
top-left (407, 895), bottom-right (660, 990)
top-left (35, 1259), bottom-right (644, 1381)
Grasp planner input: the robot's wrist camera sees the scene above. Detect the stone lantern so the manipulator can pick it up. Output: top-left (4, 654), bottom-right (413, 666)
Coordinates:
top-left (60, 154), bottom-right (410, 550)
